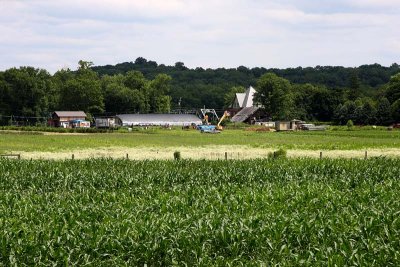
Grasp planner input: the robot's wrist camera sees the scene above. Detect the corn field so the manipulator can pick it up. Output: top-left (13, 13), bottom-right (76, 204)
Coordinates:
top-left (1, 158), bottom-right (400, 265)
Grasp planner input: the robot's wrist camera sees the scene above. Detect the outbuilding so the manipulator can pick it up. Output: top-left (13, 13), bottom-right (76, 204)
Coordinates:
top-left (275, 121), bottom-right (290, 131)
top-left (49, 111), bottom-right (87, 128)
top-left (115, 114), bottom-right (202, 127)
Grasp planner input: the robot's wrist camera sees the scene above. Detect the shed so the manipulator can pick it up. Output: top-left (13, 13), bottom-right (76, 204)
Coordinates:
top-left (115, 114), bottom-right (202, 127)
top-left (95, 117), bottom-right (116, 128)
top-left (275, 121), bottom-right (290, 131)
top-left (50, 111), bottom-right (87, 128)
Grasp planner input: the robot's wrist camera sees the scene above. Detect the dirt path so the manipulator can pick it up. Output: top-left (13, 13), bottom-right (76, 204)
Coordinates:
top-left (11, 146), bottom-right (400, 160)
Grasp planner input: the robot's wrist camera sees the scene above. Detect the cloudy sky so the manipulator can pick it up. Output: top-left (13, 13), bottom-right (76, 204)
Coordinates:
top-left (1, 0), bottom-right (399, 73)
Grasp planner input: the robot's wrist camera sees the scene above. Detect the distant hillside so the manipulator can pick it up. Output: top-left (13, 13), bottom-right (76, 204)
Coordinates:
top-left (92, 58), bottom-right (400, 109)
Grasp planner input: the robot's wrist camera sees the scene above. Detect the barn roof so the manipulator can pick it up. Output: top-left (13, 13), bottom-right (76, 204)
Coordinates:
top-left (231, 107), bottom-right (260, 122)
top-left (233, 86), bottom-right (256, 108)
top-left (235, 93), bottom-right (246, 107)
top-left (53, 111), bottom-right (87, 118)
top-left (242, 86), bottom-right (256, 107)
top-left (116, 114), bottom-right (202, 126)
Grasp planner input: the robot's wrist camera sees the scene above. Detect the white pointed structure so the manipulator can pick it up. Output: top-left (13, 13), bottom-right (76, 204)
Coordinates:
top-left (230, 86), bottom-right (262, 123)
top-left (232, 86), bottom-right (257, 108)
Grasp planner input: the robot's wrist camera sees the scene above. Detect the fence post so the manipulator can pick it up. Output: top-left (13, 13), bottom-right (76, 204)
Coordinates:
top-left (225, 152), bottom-right (228, 160)
top-left (126, 153), bottom-right (129, 159)
top-left (365, 151), bottom-right (368, 160)
top-left (18, 154), bottom-right (21, 160)
top-left (320, 152), bottom-right (323, 159)
top-left (72, 154), bottom-right (74, 160)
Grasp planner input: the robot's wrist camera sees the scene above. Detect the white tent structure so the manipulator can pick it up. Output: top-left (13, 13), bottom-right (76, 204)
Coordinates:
top-left (116, 114), bottom-right (202, 127)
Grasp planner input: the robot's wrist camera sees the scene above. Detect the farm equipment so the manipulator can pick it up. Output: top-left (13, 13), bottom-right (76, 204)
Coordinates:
top-left (216, 111), bottom-right (230, 130)
top-left (197, 111), bottom-right (230, 133)
top-left (197, 124), bottom-right (220, 133)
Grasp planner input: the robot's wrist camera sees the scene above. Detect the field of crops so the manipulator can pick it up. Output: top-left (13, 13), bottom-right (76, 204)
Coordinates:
top-left (1, 158), bottom-right (400, 265)
top-left (1, 128), bottom-right (400, 154)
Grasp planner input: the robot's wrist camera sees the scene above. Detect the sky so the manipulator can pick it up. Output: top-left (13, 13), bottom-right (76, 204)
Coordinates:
top-left (0, 0), bottom-right (399, 73)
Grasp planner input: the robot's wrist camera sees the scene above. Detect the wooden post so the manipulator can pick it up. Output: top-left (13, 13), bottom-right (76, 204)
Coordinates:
top-left (365, 151), bottom-right (368, 160)
top-left (320, 152), bottom-right (323, 159)
top-left (225, 152), bottom-right (228, 160)
top-left (72, 154), bottom-right (74, 160)
top-left (17, 154), bottom-right (21, 160)
top-left (126, 153), bottom-right (129, 159)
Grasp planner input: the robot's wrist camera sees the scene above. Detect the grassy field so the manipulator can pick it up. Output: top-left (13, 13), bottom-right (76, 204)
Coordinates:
top-left (1, 127), bottom-right (400, 154)
top-left (1, 158), bottom-right (399, 265)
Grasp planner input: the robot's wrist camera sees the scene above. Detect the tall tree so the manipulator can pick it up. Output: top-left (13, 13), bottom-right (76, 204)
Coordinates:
top-left (59, 61), bottom-right (104, 114)
top-left (386, 73), bottom-right (400, 104)
top-left (255, 73), bottom-right (294, 120)
top-left (391, 99), bottom-right (400, 122)
top-left (376, 97), bottom-right (392, 125)
top-left (3, 67), bottom-right (51, 118)
top-left (149, 74), bottom-right (172, 113)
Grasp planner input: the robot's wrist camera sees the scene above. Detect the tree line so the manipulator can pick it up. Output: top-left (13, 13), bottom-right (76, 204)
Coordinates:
top-left (252, 72), bottom-right (400, 125)
top-left (0, 58), bottom-right (399, 125)
top-left (0, 60), bottom-right (172, 125)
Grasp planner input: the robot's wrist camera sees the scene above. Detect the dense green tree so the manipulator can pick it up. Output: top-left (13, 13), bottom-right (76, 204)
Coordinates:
top-left (2, 67), bottom-right (51, 118)
top-left (391, 99), bottom-right (400, 122)
top-left (333, 101), bottom-right (358, 125)
top-left (348, 69), bottom-right (361, 101)
top-left (376, 97), bottom-right (393, 125)
top-left (292, 84), bottom-right (337, 121)
top-left (149, 74), bottom-right (172, 113)
top-left (255, 73), bottom-right (294, 120)
top-left (359, 101), bottom-right (377, 125)
top-left (0, 74), bottom-right (11, 118)
top-left (104, 83), bottom-right (144, 114)
top-left (59, 63), bottom-right (104, 114)
top-left (124, 71), bottom-right (147, 91)
top-left (386, 73), bottom-right (400, 104)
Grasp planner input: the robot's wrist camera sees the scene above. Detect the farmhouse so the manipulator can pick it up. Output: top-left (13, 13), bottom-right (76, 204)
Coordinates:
top-left (116, 114), bottom-right (202, 127)
top-left (49, 111), bottom-right (88, 128)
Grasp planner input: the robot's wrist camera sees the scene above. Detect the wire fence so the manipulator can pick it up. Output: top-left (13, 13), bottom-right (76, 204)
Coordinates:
top-left (4, 150), bottom-right (393, 161)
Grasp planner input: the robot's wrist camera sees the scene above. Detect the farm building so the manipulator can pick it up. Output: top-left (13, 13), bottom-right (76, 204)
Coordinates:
top-left (231, 107), bottom-right (264, 124)
top-left (95, 117), bottom-right (116, 128)
top-left (115, 114), bottom-right (202, 127)
top-left (275, 120), bottom-right (305, 131)
top-left (49, 111), bottom-right (88, 128)
top-left (275, 121), bottom-right (290, 131)
top-left (229, 86), bottom-right (266, 124)
top-left (231, 86), bottom-right (257, 108)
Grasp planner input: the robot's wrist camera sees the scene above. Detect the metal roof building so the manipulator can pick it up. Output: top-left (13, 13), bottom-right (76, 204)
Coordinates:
top-left (50, 111), bottom-right (87, 128)
top-left (116, 114), bottom-right (202, 127)
top-left (53, 111), bottom-right (87, 118)
top-left (231, 107), bottom-right (261, 123)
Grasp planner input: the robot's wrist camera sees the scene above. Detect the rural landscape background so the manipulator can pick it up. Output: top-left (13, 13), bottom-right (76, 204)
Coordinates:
top-left (1, 59), bottom-right (400, 125)
top-left (1, 0), bottom-right (400, 265)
